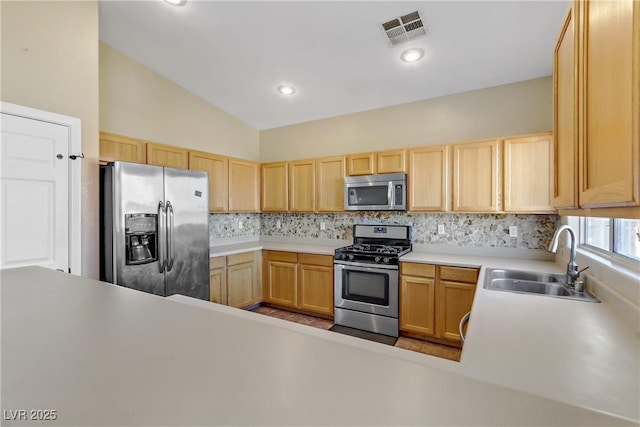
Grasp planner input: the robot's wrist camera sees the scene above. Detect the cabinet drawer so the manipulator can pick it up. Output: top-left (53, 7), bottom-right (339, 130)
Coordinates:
top-left (209, 256), bottom-right (226, 269)
top-left (265, 250), bottom-right (298, 263)
top-left (227, 251), bottom-right (255, 266)
top-left (401, 262), bottom-right (435, 278)
top-left (439, 266), bottom-right (479, 283)
top-left (298, 253), bottom-right (333, 267)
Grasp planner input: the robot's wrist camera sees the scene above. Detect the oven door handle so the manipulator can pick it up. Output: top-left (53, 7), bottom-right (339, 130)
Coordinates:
top-left (334, 261), bottom-right (399, 272)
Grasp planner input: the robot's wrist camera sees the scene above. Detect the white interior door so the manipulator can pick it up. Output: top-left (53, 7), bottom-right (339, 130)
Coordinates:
top-left (0, 113), bottom-right (70, 271)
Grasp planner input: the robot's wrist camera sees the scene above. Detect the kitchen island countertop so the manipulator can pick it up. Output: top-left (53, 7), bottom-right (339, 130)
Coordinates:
top-left (2, 266), bottom-right (638, 426)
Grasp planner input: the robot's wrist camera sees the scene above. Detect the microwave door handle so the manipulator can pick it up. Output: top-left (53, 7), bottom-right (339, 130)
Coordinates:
top-left (388, 181), bottom-right (394, 208)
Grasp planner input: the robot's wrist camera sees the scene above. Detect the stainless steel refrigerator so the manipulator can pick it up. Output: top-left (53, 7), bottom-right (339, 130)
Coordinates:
top-left (100, 161), bottom-right (210, 300)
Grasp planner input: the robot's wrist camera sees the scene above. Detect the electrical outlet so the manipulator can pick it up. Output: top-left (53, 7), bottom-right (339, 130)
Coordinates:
top-left (509, 226), bottom-right (518, 237)
top-left (437, 224), bottom-right (445, 235)
top-left (320, 221), bottom-right (326, 231)
top-left (276, 220), bottom-right (282, 229)
top-left (238, 220), bottom-right (244, 230)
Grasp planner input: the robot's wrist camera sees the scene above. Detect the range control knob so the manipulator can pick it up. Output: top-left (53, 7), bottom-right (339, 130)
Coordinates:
top-left (348, 254), bottom-right (355, 261)
top-left (383, 257), bottom-right (390, 264)
top-left (374, 256), bottom-right (381, 263)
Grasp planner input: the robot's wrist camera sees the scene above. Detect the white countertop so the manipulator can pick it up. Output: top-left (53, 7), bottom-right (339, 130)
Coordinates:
top-left (1, 266), bottom-right (637, 426)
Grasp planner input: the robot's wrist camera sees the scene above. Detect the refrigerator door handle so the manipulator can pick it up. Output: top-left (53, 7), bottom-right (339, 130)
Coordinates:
top-left (167, 201), bottom-right (175, 271)
top-left (158, 201), bottom-right (166, 273)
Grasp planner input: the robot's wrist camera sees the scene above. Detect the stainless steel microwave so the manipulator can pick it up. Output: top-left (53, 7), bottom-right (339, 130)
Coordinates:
top-left (344, 173), bottom-right (407, 211)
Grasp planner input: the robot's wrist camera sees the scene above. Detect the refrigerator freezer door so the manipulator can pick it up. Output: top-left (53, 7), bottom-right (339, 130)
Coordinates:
top-left (108, 162), bottom-right (166, 296)
top-left (163, 167), bottom-right (210, 300)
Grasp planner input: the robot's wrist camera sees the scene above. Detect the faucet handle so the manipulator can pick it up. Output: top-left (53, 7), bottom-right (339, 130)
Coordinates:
top-left (577, 266), bottom-right (590, 277)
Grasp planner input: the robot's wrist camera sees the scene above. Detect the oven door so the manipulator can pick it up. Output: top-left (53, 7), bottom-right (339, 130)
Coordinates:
top-left (334, 262), bottom-right (398, 318)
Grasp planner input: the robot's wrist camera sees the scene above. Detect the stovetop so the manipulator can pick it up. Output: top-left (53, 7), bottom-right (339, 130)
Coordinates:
top-left (334, 224), bottom-right (412, 266)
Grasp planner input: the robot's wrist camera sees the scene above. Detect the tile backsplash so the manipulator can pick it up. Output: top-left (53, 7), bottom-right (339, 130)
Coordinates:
top-left (211, 212), bottom-right (559, 252)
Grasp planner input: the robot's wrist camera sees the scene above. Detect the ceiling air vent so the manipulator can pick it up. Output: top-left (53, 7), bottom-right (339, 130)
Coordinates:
top-left (380, 10), bottom-right (426, 47)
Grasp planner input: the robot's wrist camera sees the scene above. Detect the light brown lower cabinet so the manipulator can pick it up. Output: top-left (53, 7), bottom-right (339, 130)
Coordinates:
top-left (400, 263), bottom-right (478, 345)
top-left (209, 251), bottom-right (261, 309)
top-left (263, 250), bottom-right (334, 316)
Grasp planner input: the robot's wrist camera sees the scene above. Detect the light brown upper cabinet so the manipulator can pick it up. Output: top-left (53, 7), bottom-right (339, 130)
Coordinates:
top-left (189, 151), bottom-right (228, 212)
top-left (553, 6), bottom-right (579, 209)
top-left (452, 139), bottom-right (501, 212)
top-left (261, 162), bottom-right (288, 212)
top-left (377, 149), bottom-right (407, 174)
top-left (229, 158), bottom-right (260, 212)
top-left (290, 159), bottom-right (316, 212)
top-left (346, 152), bottom-right (376, 176)
top-left (146, 142), bottom-right (188, 169)
top-left (503, 133), bottom-right (555, 213)
top-left (408, 145), bottom-right (450, 211)
top-left (316, 156), bottom-right (346, 212)
top-left (577, 0), bottom-right (639, 208)
top-left (99, 132), bottom-right (146, 164)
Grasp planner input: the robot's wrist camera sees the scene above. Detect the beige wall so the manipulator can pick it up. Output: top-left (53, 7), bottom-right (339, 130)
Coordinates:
top-left (100, 43), bottom-right (260, 161)
top-left (1, 1), bottom-right (100, 279)
top-left (260, 77), bottom-right (552, 162)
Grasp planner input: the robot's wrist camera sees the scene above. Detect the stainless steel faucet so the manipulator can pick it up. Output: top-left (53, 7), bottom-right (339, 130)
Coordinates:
top-left (548, 224), bottom-right (588, 289)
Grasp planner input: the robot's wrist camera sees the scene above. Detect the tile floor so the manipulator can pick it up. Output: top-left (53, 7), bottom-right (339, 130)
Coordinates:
top-left (251, 305), bottom-right (461, 362)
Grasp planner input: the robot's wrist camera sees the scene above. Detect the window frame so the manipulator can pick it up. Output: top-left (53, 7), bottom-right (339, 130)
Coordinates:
top-left (579, 217), bottom-right (640, 266)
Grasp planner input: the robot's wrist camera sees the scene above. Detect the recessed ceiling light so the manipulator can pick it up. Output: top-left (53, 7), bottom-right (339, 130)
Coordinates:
top-left (164, 0), bottom-right (186, 6)
top-left (278, 85), bottom-right (296, 95)
top-left (401, 48), bottom-right (424, 63)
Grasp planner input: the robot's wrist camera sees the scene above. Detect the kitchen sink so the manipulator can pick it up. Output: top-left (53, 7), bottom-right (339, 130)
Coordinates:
top-left (483, 268), bottom-right (600, 302)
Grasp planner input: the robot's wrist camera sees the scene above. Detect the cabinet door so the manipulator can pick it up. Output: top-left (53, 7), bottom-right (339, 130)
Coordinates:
top-left (227, 262), bottom-right (255, 308)
top-left (400, 276), bottom-right (435, 336)
top-left (99, 132), bottom-right (146, 164)
top-left (298, 254), bottom-right (333, 315)
top-left (289, 159), bottom-right (315, 212)
top-left (579, 0), bottom-right (639, 207)
top-left (452, 139), bottom-right (500, 212)
top-left (229, 158), bottom-right (260, 212)
top-left (435, 280), bottom-right (476, 343)
top-left (503, 133), bottom-right (555, 213)
top-left (346, 152), bottom-right (376, 176)
top-left (189, 151), bottom-right (228, 212)
top-left (263, 251), bottom-right (297, 308)
top-left (408, 145), bottom-right (450, 211)
top-left (377, 149), bottom-right (406, 173)
top-left (553, 7), bottom-right (578, 209)
top-left (261, 162), bottom-right (288, 212)
top-left (146, 143), bottom-right (188, 169)
top-left (316, 156), bottom-right (345, 212)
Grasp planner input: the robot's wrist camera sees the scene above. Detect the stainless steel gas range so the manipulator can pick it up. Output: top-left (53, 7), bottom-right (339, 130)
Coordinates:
top-left (334, 224), bottom-right (412, 337)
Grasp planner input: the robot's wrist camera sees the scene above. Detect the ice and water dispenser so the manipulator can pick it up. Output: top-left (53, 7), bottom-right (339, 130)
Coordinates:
top-left (124, 214), bottom-right (158, 265)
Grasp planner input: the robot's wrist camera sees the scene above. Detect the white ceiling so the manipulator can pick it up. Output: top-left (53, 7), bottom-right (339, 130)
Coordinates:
top-left (98, 1), bottom-right (569, 130)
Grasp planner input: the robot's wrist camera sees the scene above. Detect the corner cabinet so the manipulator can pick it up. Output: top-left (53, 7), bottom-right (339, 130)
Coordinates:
top-left (577, 0), bottom-right (639, 208)
top-left (503, 133), bottom-right (555, 213)
top-left (316, 156), bottom-right (345, 212)
top-left (189, 151), bottom-right (228, 212)
top-left (452, 139), bottom-right (501, 212)
top-left (228, 158), bottom-right (260, 212)
top-left (209, 251), bottom-right (261, 309)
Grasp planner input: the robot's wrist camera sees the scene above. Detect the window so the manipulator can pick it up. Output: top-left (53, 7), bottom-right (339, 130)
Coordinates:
top-left (581, 217), bottom-right (640, 261)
